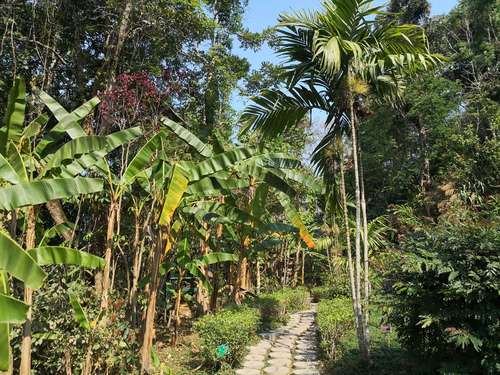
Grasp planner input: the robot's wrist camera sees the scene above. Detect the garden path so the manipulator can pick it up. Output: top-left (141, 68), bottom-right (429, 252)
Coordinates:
top-left (235, 303), bottom-right (321, 375)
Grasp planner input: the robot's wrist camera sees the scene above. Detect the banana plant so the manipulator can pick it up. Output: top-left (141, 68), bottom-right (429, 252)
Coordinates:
top-left (0, 78), bottom-right (127, 373)
top-left (134, 116), bottom-right (320, 371)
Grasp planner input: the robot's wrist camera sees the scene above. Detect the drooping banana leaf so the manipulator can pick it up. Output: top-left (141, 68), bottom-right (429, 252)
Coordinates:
top-left (121, 130), bottom-right (167, 185)
top-left (159, 164), bottom-right (189, 226)
top-left (262, 157), bottom-right (303, 170)
top-left (27, 247), bottom-right (104, 269)
top-left (0, 294), bottom-right (29, 324)
top-left (234, 163), bottom-right (297, 197)
top-left (58, 150), bottom-right (108, 178)
top-left (182, 147), bottom-right (256, 182)
top-left (187, 176), bottom-right (249, 197)
top-left (68, 293), bottom-right (90, 331)
top-left (36, 92), bottom-right (100, 156)
top-left (0, 78), bottom-right (26, 154)
top-left (252, 184), bottom-right (269, 218)
top-left (6, 143), bottom-right (28, 182)
top-left (0, 154), bottom-right (22, 184)
top-left (276, 192), bottom-right (315, 248)
top-left (161, 117), bottom-right (213, 157)
top-left (269, 168), bottom-right (324, 194)
top-left (20, 113), bottom-right (48, 141)
top-left (57, 127), bottom-right (142, 178)
top-left (41, 136), bottom-right (108, 175)
top-left (0, 272), bottom-right (9, 371)
top-left (197, 252), bottom-right (238, 266)
top-left (0, 231), bottom-right (46, 289)
top-left (187, 252), bottom-right (238, 277)
top-left (105, 126), bottom-right (142, 150)
top-left (0, 177), bottom-right (103, 210)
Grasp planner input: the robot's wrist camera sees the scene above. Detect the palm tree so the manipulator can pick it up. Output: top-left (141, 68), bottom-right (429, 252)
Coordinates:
top-left (241, 0), bottom-right (442, 359)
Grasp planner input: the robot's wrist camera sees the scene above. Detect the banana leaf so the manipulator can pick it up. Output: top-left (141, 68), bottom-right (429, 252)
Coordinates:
top-left (41, 136), bottom-right (108, 175)
top-left (0, 294), bottom-right (29, 324)
top-left (161, 117), bottom-right (212, 157)
top-left (159, 164), bottom-right (189, 226)
top-left (68, 293), bottom-right (90, 331)
top-left (0, 154), bottom-right (21, 185)
top-left (0, 177), bottom-right (103, 210)
top-left (27, 247), bottom-right (104, 269)
top-left (0, 78), bottom-right (26, 153)
top-left (0, 231), bottom-right (46, 289)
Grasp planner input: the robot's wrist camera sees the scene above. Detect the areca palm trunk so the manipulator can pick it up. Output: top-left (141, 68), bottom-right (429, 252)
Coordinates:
top-left (19, 206), bottom-right (37, 375)
top-left (358, 145), bottom-right (371, 346)
top-left (339, 145), bottom-right (362, 339)
top-left (347, 74), bottom-right (370, 360)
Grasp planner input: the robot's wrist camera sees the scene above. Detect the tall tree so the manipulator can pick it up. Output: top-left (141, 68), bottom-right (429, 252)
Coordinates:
top-left (242, 0), bottom-right (441, 360)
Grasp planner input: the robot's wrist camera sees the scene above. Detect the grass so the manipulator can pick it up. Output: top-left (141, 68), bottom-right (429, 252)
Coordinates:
top-left (323, 307), bottom-right (427, 375)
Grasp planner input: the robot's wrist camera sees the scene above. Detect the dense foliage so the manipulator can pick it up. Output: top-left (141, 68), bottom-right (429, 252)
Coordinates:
top-left (193, 305), bottom-right (261, 368)
top-left (317, 298), bottom-right (354, 360)
top-left (0, 0), bottom-right (497, 373)
top-left (255, 287), bottom-right (310, 327)
top-left (388, 222), bottom-right (500, 374)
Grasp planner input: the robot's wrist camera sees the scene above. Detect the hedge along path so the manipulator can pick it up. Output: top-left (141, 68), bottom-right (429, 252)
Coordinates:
top-left (236, 303), bottom-right (321, 375)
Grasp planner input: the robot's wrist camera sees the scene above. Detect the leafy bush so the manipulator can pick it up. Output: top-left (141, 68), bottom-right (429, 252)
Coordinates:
top-left (387, 224), bottom-right (500, 374)
top-left (312, 269), bottom-right (351, 302)
top-left (193, 305), bottom-right (261, 368)
top-left (18, 274), bottom-right (139, 374)
top-left (317, 297), bottom-right (354, 360)
top-left (256, 287), bottom-right (310, 327)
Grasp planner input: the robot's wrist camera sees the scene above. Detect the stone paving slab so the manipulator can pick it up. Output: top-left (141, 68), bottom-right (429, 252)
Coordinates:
top-left (237, 302), bottom-right (321, 374)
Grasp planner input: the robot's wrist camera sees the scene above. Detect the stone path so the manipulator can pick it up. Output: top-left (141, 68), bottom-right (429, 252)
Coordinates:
top-left (236, 303), bottom-right (321, 375)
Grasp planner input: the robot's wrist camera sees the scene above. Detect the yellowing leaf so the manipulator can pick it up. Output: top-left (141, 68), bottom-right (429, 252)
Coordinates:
top-left (158, 164), bottom-right (189, 226)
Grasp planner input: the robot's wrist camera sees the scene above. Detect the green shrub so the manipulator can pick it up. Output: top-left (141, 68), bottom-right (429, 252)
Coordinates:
top-left (193, 305), bottom-right (261, 368)
top-left (315, 271), bottom-right (351, 301)
top-left (256, 287), bottom-right (310, 327)
top-left (311, 285), bottom-right (350, 302)
top-left (317, 297), bottom-right (354, 360)
top-left (387, 224), bottom-right (500, 374)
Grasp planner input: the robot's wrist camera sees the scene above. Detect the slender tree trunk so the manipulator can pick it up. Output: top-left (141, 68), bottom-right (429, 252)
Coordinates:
top-left (255, 258), bottom-right (261, 294)
top-left (339, 146), bottom-right (361, 337)
top-left (210, 211), bottom-right (224, 311)
top-left (300, 249), bottom-right (305, 286)
top-left (101, 199), bottom-right (117, 311)
top-left (130, 205), bottom-right (153, 325)
top-left (347, 79), bottom-right (370, 361)
top-left (140, 231), bottom-right (167, 373)
top-left (19, 206), bottom-right (37, 375)
top-left (417, 120), bottom-right (432, 216)
top-left (64, 347), bottom-right (72, 375)
top-left (292, 239), bottom-right (301, 288)
top-left (358, 145), bottom-right (371, 350)
top-left (128, 214), bottom-right (142, 323)
top-left (106, 0), bottom-right (133, 87)
top-left (209, 264), bottom-right (219, 312)
top-left (171, 270), bottom-right (184, 345)
top-left (196, 224), bottom-right (210, 314)
top-left (81, 345), bottom-right (93, 375)
top-left (234, 255), bottom-right (248, 304)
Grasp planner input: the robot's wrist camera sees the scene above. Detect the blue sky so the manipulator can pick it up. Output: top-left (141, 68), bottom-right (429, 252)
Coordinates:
top-left (233, 0), bottom-right (458, 110)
